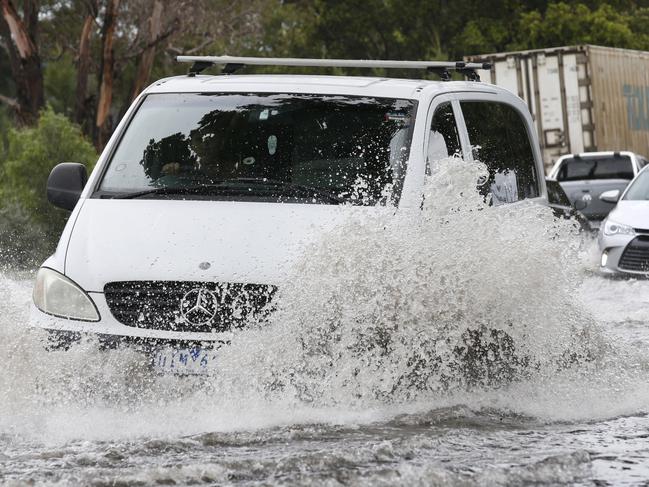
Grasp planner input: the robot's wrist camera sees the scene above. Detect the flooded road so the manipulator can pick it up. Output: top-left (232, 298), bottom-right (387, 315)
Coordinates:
top-left (3, 162), bottom-right (649, 486)
top-left (5, 266), bottom-right (649, 485)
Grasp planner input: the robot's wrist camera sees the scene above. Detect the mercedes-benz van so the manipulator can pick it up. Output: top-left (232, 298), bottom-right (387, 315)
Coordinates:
top-left (31, 56), bottom-right (547, 374)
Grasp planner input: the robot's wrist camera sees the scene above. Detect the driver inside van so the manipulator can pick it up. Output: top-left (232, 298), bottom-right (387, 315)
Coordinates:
top-left (140, 110), bottom-right (293, 186)
top-left (125, 94), bottom-right (414, 205)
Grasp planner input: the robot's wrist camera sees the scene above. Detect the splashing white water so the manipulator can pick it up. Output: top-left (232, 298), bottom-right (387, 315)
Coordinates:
top-left (213, 158), bottom-right (603, 405)
top-left (1, 157), bottom-right (648, 446)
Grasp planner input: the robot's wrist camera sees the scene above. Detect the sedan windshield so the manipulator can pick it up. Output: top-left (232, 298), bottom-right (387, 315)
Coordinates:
top-left (624, 170), bottom-right (649, 200)
top-left (97, 93), bottom-right (417, 205)
top-left (556, 155), bottom-right (634, 181)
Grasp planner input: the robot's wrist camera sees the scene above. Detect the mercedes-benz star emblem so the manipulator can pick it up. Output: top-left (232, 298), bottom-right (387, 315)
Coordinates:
top-left (180, 288), bottom-right (218, 325)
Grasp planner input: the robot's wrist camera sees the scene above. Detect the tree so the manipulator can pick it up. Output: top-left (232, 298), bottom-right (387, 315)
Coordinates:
top-left (75, 0), bottom-right (98, 127)
top-left (514, 2), bottom-right (638, 50)
top-left (259, 0), bottom-right (543, 69)
top-left (128, 0), bottom-right (165, 104)
top-left (95, 0), bottom-right (120, 148)
top-left (0, 0), bottom-right (268, 147)
top-left (0, 0), bottom-right (44, 124)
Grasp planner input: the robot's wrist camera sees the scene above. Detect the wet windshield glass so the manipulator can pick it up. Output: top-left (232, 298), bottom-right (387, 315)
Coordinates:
top-left (623, 170), bottom-right (649, 200)
top-left (556, 155), bottom-right (634, 181)
top-left (98, 93), bottom-right (417, 205)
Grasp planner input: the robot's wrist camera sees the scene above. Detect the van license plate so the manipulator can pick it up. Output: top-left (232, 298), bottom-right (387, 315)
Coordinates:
top-left (151, 346), bottom-right (218, 375)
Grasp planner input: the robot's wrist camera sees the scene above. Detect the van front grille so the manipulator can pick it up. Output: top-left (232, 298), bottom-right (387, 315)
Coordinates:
top-left (619, 237), bottom-right (649, 273)
top-left (104, 281), bottom-right (276, 333)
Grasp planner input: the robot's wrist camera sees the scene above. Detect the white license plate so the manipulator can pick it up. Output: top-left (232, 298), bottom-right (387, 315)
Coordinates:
top-left (151, 346), bottom-right (220, 375)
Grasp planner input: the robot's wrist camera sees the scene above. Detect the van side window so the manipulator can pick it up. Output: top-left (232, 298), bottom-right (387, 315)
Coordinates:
top-left (460, 100), bottom-right (540, 204)
top-left (427, 103), bottom-right (461, 173)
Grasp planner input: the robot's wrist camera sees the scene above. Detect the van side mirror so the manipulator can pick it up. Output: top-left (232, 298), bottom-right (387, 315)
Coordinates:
top-left (599, 189), bottom-right (620, 204)
top-left (47, 163), bottom-right (88, 211)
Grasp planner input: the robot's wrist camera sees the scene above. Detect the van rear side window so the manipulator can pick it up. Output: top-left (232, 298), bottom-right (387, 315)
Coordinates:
top-left (461, 101), bottom-right (539, 204)
top-left (556, 155), bottom-right (634, 181)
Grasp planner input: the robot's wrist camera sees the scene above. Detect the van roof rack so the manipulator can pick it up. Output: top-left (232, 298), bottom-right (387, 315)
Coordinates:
top-left (176, 55), bottom-right (492, 81)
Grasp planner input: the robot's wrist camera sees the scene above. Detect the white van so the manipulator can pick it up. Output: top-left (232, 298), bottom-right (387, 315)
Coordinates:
top-left (31, 56), bottom-right (547, 373)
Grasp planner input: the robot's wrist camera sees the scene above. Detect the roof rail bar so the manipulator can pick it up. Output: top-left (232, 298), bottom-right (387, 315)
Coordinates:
top-left (177, 55), bottom-right (492, 81)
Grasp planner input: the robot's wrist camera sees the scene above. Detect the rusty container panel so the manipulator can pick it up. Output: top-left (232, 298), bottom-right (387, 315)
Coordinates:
top-left (588, 45), bottom-right (649, 157)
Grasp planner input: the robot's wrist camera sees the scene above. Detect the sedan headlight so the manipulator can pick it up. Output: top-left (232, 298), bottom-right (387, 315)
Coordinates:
top-left (603, 219), bottom-right (636, 237)
top-left (33, 267), bottom-right (100, 321)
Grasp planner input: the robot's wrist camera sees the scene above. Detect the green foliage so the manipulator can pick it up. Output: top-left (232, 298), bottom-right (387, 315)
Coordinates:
top-left (0, 107), bottom-right (97, 268)
top-left (454, 19), bottom-right (512, 55)
top-left (259, 0), bottom-right (649, 64)
top-left (515, 3), bottom-right (638, 50)
top-left (43, 53), bottom-right (77, 117)
top-left (0, 106), bottom-right (10, 160)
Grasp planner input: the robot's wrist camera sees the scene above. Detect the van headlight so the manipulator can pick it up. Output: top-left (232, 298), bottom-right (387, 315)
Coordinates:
top-left (33, 267), bottom-right (100, 321)
top-left (603, 219), bottom-right (635, 236)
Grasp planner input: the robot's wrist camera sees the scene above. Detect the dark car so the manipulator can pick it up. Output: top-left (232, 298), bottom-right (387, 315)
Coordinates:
top-left (547, 151), bottom-right (648, 229)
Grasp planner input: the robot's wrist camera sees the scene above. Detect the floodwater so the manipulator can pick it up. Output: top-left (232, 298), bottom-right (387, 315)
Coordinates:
top-left (3, 160), bottom-right (649, 486)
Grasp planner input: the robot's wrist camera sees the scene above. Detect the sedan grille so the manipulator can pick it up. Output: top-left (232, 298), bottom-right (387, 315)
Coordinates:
top-left (619, 237), bottom-right (649, 273)
top-left (104, 281), bottom-right (276, 333)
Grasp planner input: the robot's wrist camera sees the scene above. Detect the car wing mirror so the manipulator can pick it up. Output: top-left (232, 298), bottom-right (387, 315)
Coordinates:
top-left (47, 162), bottom-right (88, 211)
top-left (599, 189), bottom-right (620, 204)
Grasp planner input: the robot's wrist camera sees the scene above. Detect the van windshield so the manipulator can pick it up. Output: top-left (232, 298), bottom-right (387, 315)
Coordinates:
top-left (97, 93), bottom-right (417, 205)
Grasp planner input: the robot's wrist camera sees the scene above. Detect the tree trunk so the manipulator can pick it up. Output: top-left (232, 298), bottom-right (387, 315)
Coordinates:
top-left (95, 0), bottom-right (120, 150)
top-left (0, 0), bottom-right (43, 125)
top-left (129, 0), bottom-right (163, 103)
top-left (75, 3), bottom-right (97, 130)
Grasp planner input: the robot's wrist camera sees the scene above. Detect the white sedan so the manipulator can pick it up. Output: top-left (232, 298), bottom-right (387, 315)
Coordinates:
top-left (598, 166), bottom-right (649, 275)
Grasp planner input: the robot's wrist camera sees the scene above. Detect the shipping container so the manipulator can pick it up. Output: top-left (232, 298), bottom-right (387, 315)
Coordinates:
top-left (466, 45), bottom-right (649, 171)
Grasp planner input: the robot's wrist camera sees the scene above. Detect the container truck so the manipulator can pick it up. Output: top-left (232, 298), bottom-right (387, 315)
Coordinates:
top-left (466, 45), bottom-right (649, 171)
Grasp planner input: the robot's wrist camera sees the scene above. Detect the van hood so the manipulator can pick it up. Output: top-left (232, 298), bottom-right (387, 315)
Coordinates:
top-left (607, 200), bottom-right (649, 229)
top-left (66, 199), bottom-right (381, 292)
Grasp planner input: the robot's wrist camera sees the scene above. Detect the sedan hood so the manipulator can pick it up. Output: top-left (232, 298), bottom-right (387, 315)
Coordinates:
top-left (66, 199), bottom-right (379, 292)
top-left (606, 200), bottom-right (649, 229)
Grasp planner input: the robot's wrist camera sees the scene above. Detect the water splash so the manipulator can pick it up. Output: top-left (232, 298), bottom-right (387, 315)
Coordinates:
top-left (0, 157), bottom-right (646, 447)
top-left (215, 158), bottom-right (603, 405)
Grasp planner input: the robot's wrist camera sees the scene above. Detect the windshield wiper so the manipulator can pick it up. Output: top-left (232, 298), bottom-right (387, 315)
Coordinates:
top-left (229, 178), bottom-right (344, 204)
top-left (107, 178), bottom-right (344, 203)
top-left (108, 184), bottom-right (233, 199)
